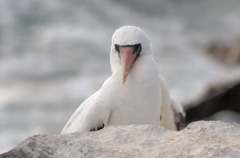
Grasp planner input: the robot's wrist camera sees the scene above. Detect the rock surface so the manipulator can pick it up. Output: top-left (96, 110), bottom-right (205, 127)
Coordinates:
top-left (1, 121), bottom-right (240, 158)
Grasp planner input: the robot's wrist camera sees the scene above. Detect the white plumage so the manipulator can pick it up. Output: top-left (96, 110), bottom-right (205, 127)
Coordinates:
top-left (61, 26), bottom-right (185, 134)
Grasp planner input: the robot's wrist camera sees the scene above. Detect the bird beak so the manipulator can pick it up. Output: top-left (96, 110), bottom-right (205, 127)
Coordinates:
top-left (120, 47), bottom-right (138, 84)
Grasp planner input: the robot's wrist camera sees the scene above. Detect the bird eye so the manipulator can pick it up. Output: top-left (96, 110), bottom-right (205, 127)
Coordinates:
top-left (114, 44), bottom-right (120, 53)
top-left (133, 44), bottom-right (142, 54)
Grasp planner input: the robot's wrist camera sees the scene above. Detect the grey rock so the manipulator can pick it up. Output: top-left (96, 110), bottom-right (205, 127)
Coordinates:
top-left (1, 121), bottom-right (240, 158)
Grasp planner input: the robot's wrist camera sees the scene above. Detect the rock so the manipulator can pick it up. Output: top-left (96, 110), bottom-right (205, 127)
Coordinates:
top-left (206, 38), bottom-right (240, 64)
top-left (185, 80), bottom-right (240, 124)
top-left (1, 121), bottom-right (240, 158)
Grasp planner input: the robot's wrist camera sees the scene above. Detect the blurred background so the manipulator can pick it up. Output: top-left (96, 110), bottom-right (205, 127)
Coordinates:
top-left (1, 0), bottom-right (240, 153)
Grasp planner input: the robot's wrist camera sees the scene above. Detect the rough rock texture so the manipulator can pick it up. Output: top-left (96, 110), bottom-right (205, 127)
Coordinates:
top-left (1, 121), bottom-right (240, 158)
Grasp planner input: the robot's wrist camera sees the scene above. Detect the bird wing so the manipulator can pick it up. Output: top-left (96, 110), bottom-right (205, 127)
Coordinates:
top-left (159, 77), bottom-right (185, 130)
top-left (61, 89), bottom-right (112, 134)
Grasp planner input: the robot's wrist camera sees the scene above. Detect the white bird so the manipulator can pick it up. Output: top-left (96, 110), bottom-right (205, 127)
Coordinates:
top-left (61, 26), bottom-right (185, 134)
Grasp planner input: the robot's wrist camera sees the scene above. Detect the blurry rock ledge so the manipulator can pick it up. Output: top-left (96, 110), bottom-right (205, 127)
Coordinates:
top-left (206, 37), bottom-right (240, 64)
top-left (185, 79), bottom-right (240, 124)
top-left (1, 121), bottom-right (240, 158)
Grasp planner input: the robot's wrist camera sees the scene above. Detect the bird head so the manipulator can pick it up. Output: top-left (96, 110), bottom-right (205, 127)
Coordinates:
top-left (110, 26), bottom-right (152, 84)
